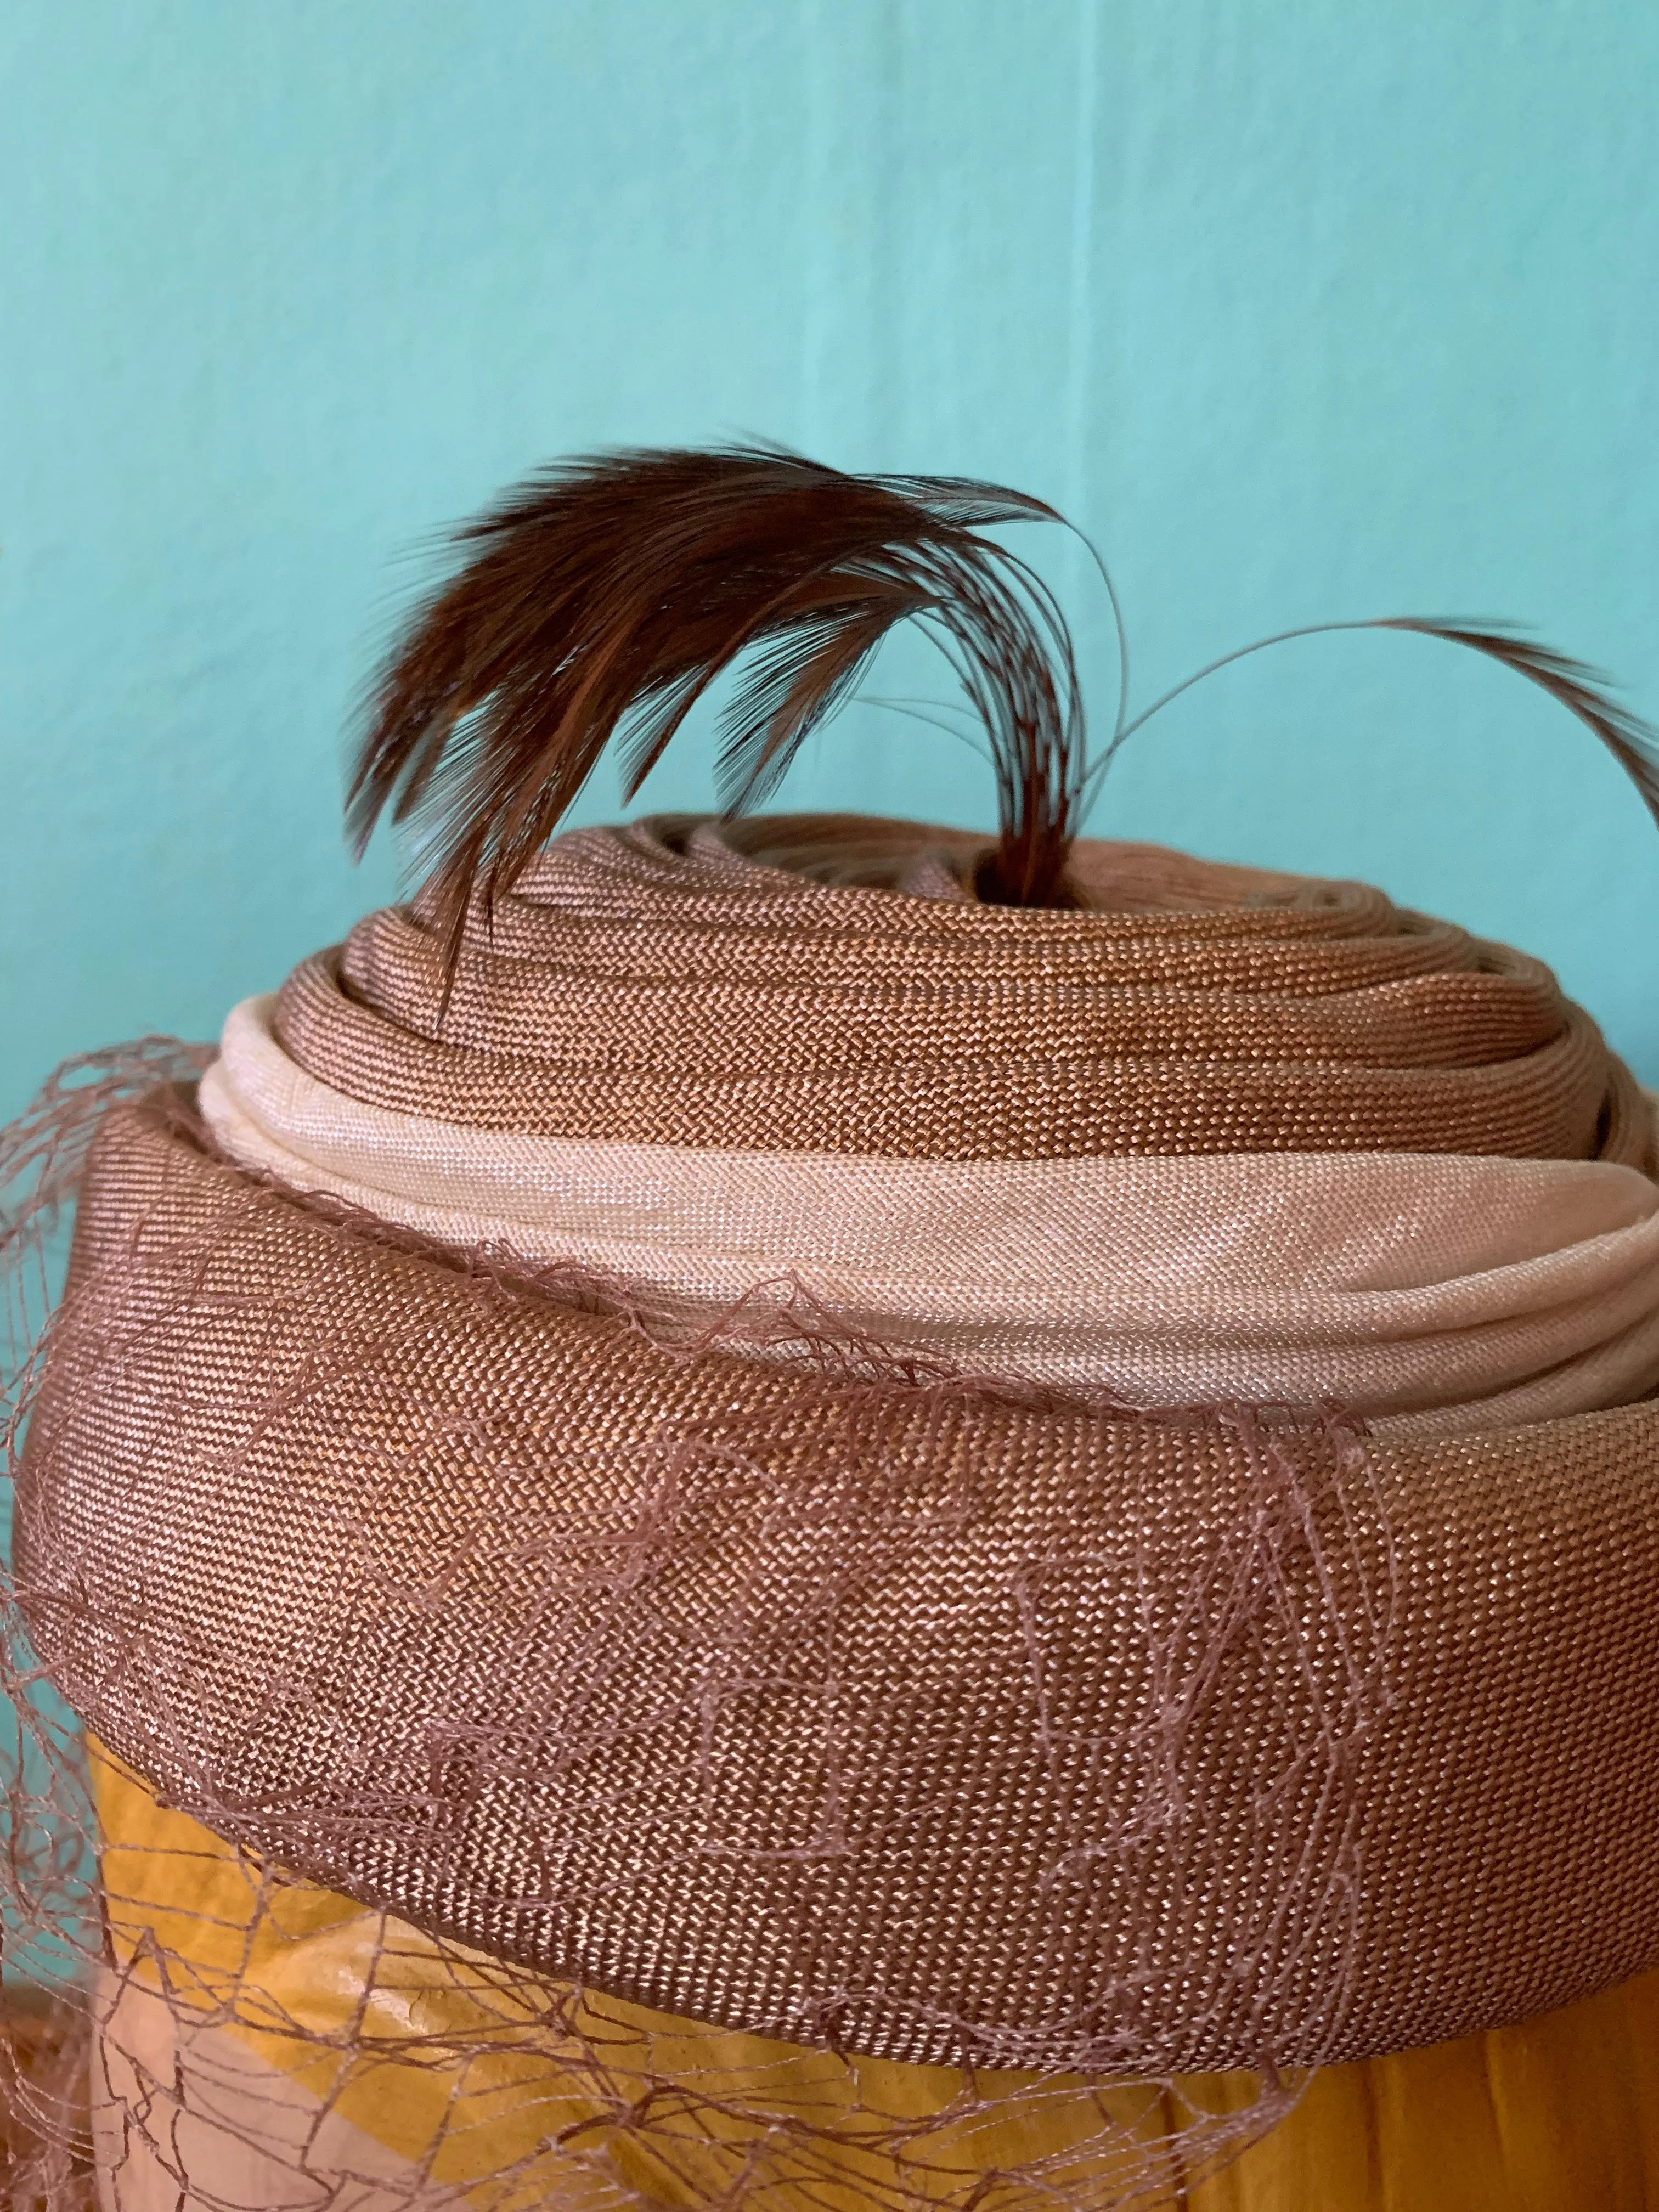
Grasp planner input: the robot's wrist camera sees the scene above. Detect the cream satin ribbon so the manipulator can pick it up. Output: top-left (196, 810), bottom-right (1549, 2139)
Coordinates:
top-left (201, 995), bottom-right (1659, 1436)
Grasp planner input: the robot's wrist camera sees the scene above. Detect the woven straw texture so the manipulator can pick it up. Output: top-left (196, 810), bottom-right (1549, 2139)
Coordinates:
top-left (273, 816), bottom-right (1651, 1162)
top-left (201, 995), bottom-right (1659, 1434)
top-left (16, 819), bottom-right (1659, 2100)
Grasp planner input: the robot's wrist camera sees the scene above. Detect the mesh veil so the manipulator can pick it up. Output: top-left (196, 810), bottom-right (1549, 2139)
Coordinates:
top-left (4, 820), bottom-right (1659, 2209)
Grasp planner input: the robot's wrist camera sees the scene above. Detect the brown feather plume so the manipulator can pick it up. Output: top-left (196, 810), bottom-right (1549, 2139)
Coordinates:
top-left (348, 446), bottom-right (1085, 961)
top-left (351, 448), bottom-right (1659, 963)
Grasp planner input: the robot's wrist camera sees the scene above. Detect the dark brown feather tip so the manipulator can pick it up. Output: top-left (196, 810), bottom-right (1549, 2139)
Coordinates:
top-left (347, 445), bottom-right (1085, 962)
top-left (1381, 618), bottom-right (1659, 830)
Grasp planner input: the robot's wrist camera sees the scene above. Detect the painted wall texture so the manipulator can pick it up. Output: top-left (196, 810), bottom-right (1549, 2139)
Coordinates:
top-left (3, 0), bottom-right (1658, 1116)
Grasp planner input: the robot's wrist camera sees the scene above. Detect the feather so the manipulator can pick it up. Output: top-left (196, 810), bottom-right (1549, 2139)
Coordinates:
top-left (1096, 616), bottom-right (1659, 837)
top-left (347, 445), bottom-right (1085, 961)
top-left (349, 447), bottom-right (1659, 955)
top-left (1381, 618), bottom-right (1659, 828)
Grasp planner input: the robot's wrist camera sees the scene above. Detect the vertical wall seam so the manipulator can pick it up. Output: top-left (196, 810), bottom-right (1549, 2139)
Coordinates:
top-left (873, 0), bottom-right (905, 462)
top-left (1064, 0), bottom-right (1101, 524)
top-left (798, 0), bottom-right (829, 448)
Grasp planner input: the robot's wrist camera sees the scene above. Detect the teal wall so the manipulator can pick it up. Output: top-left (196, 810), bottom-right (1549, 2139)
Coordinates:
top-left (4, 0), bottom-right (1658, 1114)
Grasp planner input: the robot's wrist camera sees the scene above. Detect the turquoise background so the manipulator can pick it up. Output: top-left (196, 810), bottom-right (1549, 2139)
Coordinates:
top-left (4, 0), bottom-right (1658, 1114)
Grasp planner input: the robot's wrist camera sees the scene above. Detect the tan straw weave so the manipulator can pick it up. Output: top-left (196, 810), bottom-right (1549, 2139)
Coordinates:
top-left (273, 817), bottom-right (1650, 1163)
top-left (17, 816), bottom-right (1659, 2086)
